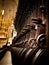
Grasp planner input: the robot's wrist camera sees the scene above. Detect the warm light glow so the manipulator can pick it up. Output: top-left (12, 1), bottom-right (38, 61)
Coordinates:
top-left (42, 19), bottom-right (46, 24)
top-left (2, 10), bottom-right (5, 15)
top-left (35, 25), bottom-right (38, 30)
top-left (13, 30), bottom-right (17, 38)
top-left (0, 0), bottom-right (18, 47)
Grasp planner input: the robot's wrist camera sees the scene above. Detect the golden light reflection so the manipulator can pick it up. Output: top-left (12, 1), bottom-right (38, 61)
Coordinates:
top-left (0, 0), bottom-right (18, 47)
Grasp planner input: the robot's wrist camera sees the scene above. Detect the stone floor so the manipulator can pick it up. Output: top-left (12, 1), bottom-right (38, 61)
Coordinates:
top-left (0, 51), bottom-right (12, 65)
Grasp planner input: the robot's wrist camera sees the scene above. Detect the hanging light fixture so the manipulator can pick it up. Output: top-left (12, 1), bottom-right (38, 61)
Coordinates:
top-left (2, 0), bottom-right (5, 17)
top-left (40, 0), bottom-right (46, 24)
top-left (2, 9), bottom-right (5, 16)
top-left (40, 0), bottom-right (46, 13)
top-left (40, 0), bottom-right (46, 14)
